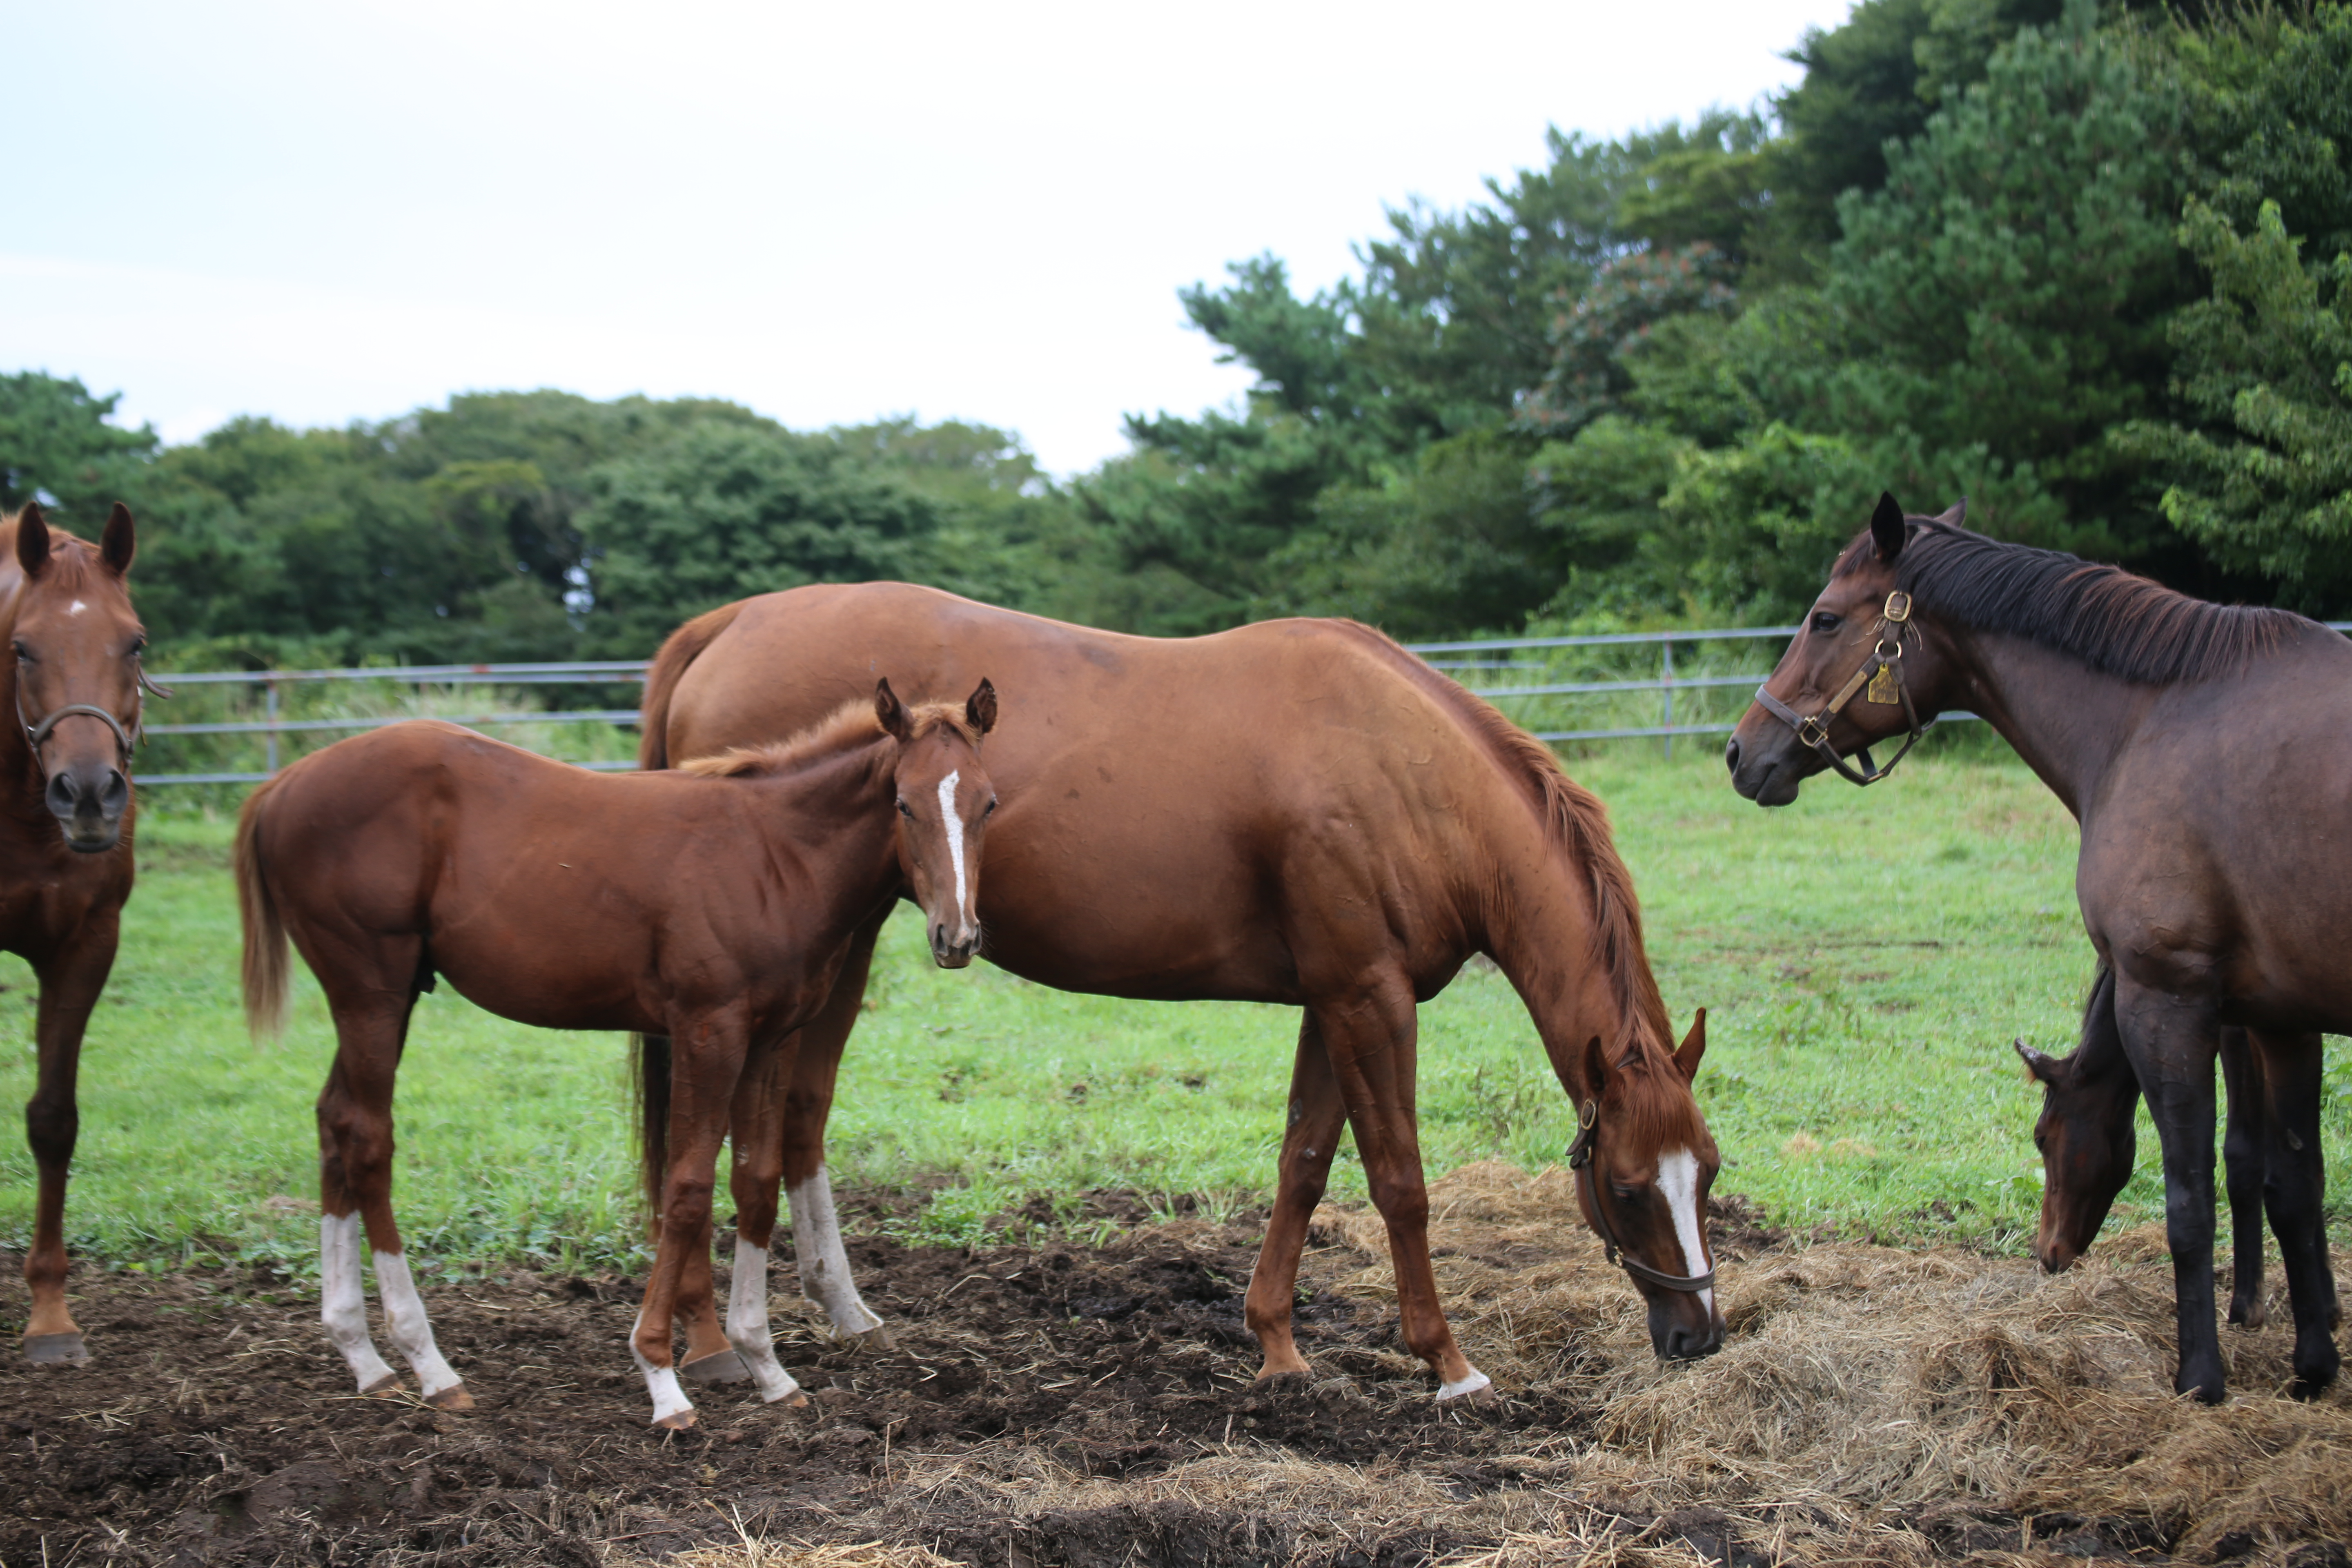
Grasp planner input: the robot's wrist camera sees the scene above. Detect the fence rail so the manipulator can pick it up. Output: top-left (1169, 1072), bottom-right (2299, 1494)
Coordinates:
top-left (130, 620), bottom-right (2352, 785)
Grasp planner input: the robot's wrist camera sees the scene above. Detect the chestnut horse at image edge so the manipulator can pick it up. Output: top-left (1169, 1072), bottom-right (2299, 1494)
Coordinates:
top-left (1730, 494), bottom-right (2345, 1403)
top-left (1, 503), bottom-right (158, 1368)
top-left (635, 584), bottom-right (1722, 1401)
top-left (235, 680), bottom-right (999, 1427)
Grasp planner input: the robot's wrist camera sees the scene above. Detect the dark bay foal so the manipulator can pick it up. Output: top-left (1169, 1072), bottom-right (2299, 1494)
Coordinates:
top-left (236, 680), bottom-right (998, 1427)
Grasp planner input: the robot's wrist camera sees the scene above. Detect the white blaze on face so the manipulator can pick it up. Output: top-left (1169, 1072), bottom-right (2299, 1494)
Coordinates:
top-left (1656, 1148), bottom-right (1714, 1316)
top-left (935, 768), bottom-right (967, 916)
top-left (66, 599), bottom-right (87, 616)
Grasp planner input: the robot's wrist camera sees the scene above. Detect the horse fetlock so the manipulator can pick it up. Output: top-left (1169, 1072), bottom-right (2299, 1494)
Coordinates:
top-left (1437, 1367), bottom-right (1494, 1403)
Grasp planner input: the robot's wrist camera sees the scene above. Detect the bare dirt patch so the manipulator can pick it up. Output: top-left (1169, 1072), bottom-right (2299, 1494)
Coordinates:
top-left (4, 1164), bottom-right (2348, 1566)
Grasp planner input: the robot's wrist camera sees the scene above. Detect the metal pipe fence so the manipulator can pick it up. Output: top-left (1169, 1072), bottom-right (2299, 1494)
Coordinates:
top-left (132, 621), bottom-right (2352, 786)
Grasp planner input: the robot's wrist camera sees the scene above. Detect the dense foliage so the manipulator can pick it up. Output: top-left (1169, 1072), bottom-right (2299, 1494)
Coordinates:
top-left (4, 0), bottom-right (2346, 663)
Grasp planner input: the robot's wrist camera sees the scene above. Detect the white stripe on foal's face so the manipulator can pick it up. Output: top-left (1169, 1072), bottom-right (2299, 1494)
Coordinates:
top-left (1656, 1147), bottom-right (1713, 1314)
top-left (936, 768), bottom-right (967, 914)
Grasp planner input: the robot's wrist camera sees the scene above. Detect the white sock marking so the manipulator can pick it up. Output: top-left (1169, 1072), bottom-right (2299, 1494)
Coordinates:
top-left (1438, 1366), bottom-right (1491, 1401)
top-left (320, 1214), bottom-right (396, 1392)
top-left (1657, 1147), bottom-right (1715, 1316)
top-left (630, 1307), bottom-right (696, 1425)
top-left (373, 1250), bottom-right (463, 1397)
top-left (725, 1239), bottom-right (802, 1404)
top-left (936, 768), bottom-right (967, 914)
top-left (791, 1167), bottom-right (885, 1336)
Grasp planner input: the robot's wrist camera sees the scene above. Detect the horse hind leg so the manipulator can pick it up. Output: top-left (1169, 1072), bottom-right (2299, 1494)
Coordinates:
top-left (2218, 1028), bottom-right (2269, 1328)
top-left (2252, 1029), bottom-right (2340, 1398)
top-left (316, 995), bottom-right (469, 1410)
top-left (784, 911), bottom-right (889, 1344)
top-left (714, 1031), bottom-right (805, 1405)
top-left (1243, 1011), bottom-right (1347, 1383)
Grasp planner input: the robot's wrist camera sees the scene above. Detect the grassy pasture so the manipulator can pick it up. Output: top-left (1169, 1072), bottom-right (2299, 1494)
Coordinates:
top-left (3, 735), bottom-right (2348, 1278)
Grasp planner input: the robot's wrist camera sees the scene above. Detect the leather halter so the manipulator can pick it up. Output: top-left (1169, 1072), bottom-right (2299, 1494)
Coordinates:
top-left (13, 664), bottom-right (165, 777)
top-left (1751, 590), bottom-right (1928, 787)
top-left (1566, 1099), bottom-right (1716, 1294)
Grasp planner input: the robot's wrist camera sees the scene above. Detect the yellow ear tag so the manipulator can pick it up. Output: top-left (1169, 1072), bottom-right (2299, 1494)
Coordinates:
top-left (1867, 664), bottom-right (1900, 705)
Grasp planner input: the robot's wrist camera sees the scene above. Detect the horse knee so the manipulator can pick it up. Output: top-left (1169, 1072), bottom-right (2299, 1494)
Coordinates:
top-left (23, 1094), bottom-right (77, 1167)
top-left (1365, 1176), bottom-right (1429, 1233)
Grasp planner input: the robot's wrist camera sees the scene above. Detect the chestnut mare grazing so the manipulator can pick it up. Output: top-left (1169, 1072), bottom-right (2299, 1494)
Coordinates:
top-left (2016, 965), bottom-right (2337, 1335)
top-left (1729, 495), bottom-right (2345, 1402)
top-left (2, 503), bottom-right (152, 1367)
top-left (235, 680), bottom-right (998, 1427)
top-left (637, 583), bottom-right (1722, 1401)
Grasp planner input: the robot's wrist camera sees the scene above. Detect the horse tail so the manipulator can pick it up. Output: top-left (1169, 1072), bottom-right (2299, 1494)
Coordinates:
top-left (235, 777), bottom-right (291, 1041)
top-left (630, 1031), bottom-right (673, 1223)
top-left (637, 601), bottom-right (746, 770)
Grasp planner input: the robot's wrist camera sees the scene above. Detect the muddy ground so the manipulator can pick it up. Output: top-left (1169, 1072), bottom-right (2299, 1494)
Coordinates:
top-left (5, 1167), bottom-right (2350, 1568)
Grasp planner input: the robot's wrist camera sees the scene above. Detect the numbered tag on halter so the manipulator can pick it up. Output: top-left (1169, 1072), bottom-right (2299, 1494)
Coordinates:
top-left (1866, 660), bottom-right (1901, 706)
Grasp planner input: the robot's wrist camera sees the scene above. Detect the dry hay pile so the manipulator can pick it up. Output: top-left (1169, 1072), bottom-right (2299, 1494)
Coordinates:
top-left (687, 1163), bottom-right (2352, 1567)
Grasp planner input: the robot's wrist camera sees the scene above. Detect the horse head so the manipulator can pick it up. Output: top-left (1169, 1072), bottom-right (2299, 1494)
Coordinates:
top-left (6, 503), bottom-right (146, 853)
top-left (2014, 1007), bottom-right (2137, 1274)
top-left (875, 676), bottom-right (998, 968)
top-left (1727, 492), bottom-right (1966, 806)
top-left (1570, 1009), bottom-right (1725, 1360)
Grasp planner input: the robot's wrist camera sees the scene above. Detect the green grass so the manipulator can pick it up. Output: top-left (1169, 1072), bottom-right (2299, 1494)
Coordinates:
top-left (5, 741), bottom-right (2347, 1273)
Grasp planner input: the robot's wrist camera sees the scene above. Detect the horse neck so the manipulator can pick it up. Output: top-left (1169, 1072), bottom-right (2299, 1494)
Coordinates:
top-left (1477, 805), bottom-right (1666, 1098)
top-left (1940, 628), bottom-right (2151, 822)
top-left (745, 737), bottom-right (906, 913)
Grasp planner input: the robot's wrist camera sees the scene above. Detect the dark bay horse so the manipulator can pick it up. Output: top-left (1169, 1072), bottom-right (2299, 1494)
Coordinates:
top-left (2, 503), bottom-right (150, 1366)
top-left (638, 584), bottom-right (1722, 1400)
top-left (236, 680), bottom-right (997, 1427)
top-left (1728, 495), bottom-right (2344, 1402)
top-left (2016, 969), bottom-right (2338, 1334)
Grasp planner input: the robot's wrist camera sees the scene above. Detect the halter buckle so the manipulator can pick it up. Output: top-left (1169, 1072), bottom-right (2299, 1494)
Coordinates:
top-left (1883, 590), bottom-right (1912, 623)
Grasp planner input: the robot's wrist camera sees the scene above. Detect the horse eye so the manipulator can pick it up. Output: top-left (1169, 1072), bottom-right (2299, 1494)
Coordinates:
top-left (895, 799), bottom-right (913, 817)
top-left (10, 642), bottom-right (30, 663)
top-left (1810, 612), bottom-right (1841, 635)
top-left (984, 797), bottom-right (998, 817)
top-left (1610, 1183), bottom-right (1642, 1202)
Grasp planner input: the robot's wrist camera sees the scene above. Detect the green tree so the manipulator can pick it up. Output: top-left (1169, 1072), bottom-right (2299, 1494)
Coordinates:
top-left (2118, 200), bottom-right (2352, 604)
top-left (0, 372), bottom-right (156, 525)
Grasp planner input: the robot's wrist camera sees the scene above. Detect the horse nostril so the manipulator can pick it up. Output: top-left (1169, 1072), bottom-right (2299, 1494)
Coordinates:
top-left (1723, 737), bottom-right (1741, 773)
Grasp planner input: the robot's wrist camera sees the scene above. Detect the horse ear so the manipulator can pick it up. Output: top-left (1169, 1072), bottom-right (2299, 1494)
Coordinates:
top-left (874, 677), bottom-right (913, 743)
top-left (100, 503), bottom-right (135, 576)
top-left (965, 677), bottom-right (997, 736)
top-left (1674, 1008), bottom-right (1707, 1082)
top-left (1933, 497), bottom-right (1966, 528)
top-left (1581, 1033), bottom-right (1611, 1101)
top-left (16, 502), bottom-right (51, 577)
top-left (2014, 1038), bottom-right (2063, 1085)
top-left (1870, 492), bottom-right (1906, 563)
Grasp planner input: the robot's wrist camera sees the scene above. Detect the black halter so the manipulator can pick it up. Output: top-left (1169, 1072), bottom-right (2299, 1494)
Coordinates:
top-left (1565, 1100), bottom-right (1716, 1294)
top-left (13, 665), bottom-right (166, 776)
top-left (1751, 590), bottom-right (1929, 786)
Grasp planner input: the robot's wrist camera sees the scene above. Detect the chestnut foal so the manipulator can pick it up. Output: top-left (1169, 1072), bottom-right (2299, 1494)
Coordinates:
top-left (236, 679), bottom-right (998, 1426)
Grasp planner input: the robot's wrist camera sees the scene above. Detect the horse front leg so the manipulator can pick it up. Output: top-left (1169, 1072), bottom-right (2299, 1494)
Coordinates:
top-left (713, 1029), bottom-right (806, 1405)
top-left (1320, 978), bottom-right (1488, 1402)
top-left (672, 1033), bottom-right (795, 1390)
top-left (2250, 1029), bottom-right (2339, 1398)
top-left (2116, 982), bottom-right (2226, 1403)
top-left (21, 929), bottom-right (118, 1364)
top-left (2218, 1028), bottom-right (2270, 1329)
top-left (783, 908), bottom-right (889, 1343)
top-left (1243, 1011), bottom-right (1346, 1381)
top-left (633, 1007), bottom-right (751, 1429)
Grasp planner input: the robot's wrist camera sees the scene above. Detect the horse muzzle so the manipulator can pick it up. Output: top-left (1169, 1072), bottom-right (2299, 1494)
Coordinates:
top-left (1724, 730), bottom-right (1804, 807)
top-left (930, 920), bottom-right (980, 969)
top-left (45, 761), bottom-right (129, 853)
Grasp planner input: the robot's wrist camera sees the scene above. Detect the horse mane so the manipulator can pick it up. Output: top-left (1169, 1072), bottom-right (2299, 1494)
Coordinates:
top-left (1324, 621), bottom-right (1695, 1142)
top-left (676, 697), bottom-right (979, 778)
top-left (1835, 519), bottom-right (2312, 684)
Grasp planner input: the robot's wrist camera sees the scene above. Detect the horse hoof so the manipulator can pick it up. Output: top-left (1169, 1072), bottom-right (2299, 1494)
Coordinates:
top-left (838, 1323), bottom-right (893, 1353)
top-left (682, 1350), bottom-right (751, 1385)
top-left (781, 1390), bottom-right (810, 1410)
top-left (425, 1384), bottom-right (474, 1412)
top-left (2229, 1300), bottom-right (2267, 1330)
top-left (654, 1410), bottom-right (698, 1431)
top-left (361, 1372), bottom-right (406, 1397)
top-left (1436, 1369), bottom-right (1494, 1404)
top-left (22, 1332), bottom-right (89, 1366)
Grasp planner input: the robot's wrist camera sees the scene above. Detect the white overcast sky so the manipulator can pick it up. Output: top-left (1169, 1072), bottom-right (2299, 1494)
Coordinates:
top-left (8, 0), bottom-right (1855, 476)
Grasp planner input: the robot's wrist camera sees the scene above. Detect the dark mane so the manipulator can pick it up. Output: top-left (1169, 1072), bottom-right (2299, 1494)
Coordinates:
top-left (1325, 621), bottom-right (1694, 1140)
top-left (1835, 520), bottom-right (2314, 684)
